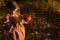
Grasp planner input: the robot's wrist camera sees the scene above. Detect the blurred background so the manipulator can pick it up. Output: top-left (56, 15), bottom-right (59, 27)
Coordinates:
top-left (0, 0), bottom-right (60, 40)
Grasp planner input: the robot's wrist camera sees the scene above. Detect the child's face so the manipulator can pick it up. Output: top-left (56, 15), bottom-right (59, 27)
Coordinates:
top-left (13, 8), bottom-right (20, 16)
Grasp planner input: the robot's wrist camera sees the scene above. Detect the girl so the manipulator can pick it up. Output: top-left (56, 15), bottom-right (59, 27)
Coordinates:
top-left (3, 1), bottom-right (31, 40)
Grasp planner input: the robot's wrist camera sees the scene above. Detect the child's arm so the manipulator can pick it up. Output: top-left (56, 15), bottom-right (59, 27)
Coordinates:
top-left (22, 20), bottom-right (29, 24)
